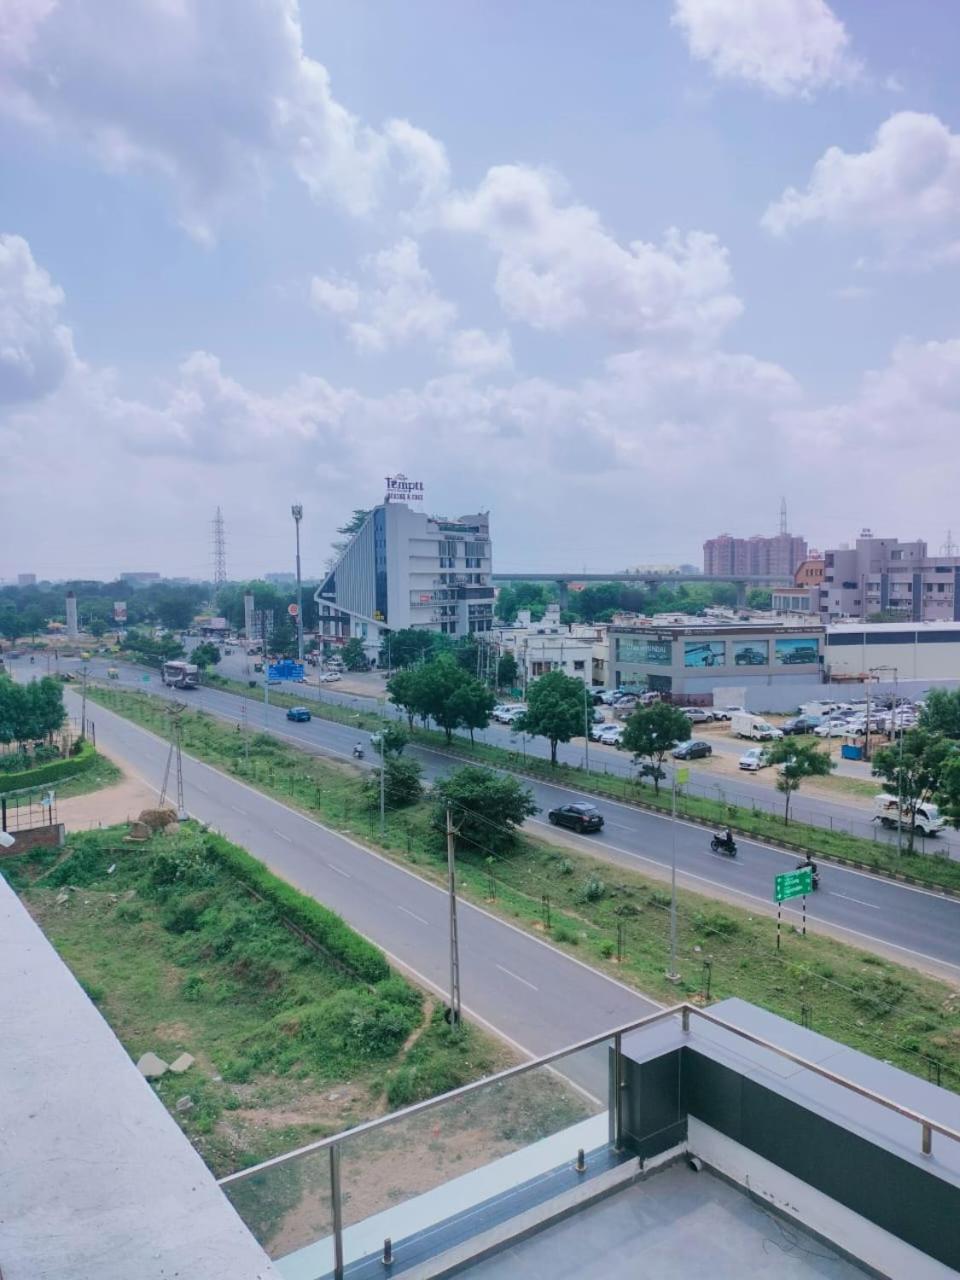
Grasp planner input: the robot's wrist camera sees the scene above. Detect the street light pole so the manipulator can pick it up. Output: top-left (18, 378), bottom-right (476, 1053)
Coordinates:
top-left (291, 504), bottom-right (304, 663)
top-left (446, 806), bottom-right (462, 1029)
top-left (583, 679), bottom-right (590, 773)
top-left (667, 769), bottom-right (680, 982)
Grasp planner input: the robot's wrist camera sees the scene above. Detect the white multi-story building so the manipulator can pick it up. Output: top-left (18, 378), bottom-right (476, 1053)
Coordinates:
top-left (494, 605), bottom-right (607, 689)
top-left (316, 501), bottom-right (494, 661)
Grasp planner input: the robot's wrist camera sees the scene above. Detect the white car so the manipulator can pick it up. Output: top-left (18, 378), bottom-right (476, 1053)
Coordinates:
top-left (738, 747), bottom-right (769, 771)
top-left (319, 671), bottom-right (342, 682)
top-left (679, 707), bottom-right (713, 724)
top-left (814, 720), bottom-right (852, 738)
top-left (590, 721), bottom-right (614, 741)
top-left (494, 706), bottom-right (526, 724)
top-left (595, 724), bottom-right (624, 745)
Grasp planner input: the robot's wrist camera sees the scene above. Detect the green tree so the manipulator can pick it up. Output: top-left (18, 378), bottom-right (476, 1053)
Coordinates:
top-left (363, 755), bottom-right (424, 810)
top-left (516, 670), bottom-right (586, 765)
top-left (449, 679), bottom-right (495, 744)
top-left (341, 638), bottom-right (369, 671)
top-left (497, 652), bottom-right (518, 689)
top-left (20, 606), bottom-right (45, 640)
top-left (371, 723), bottom-right (409, 757)
top-left (872, 729), bottom-right (951, 853)
top-left (765, 737), bottom-right (835, 825)
top-left (408, 656), bottom-right (483, 743)
top-left (0, 608), bottom-right (20, 644)
top-left (387, 668), bottom-right (424, 729)
top-left (746, 588), bottom-right (772, 610)
top-left (934, 752), bottom-right (960, 829)
top-left (88, 617), bottom-right (108, 639)
top-left (268, 621), bottom-right (299, 659)
top-left (432, 765), bottom-right (538, 854)
top-left (152, 591), bottom-right (198, 632)
top-left (920, 689), bottom-right (960, 739)
top-left (621, 702), bottom-right (691, 794)
top-left (382, 628), bottom-right (437, 669)
top-left (192, 641), bottom-right (222, 670)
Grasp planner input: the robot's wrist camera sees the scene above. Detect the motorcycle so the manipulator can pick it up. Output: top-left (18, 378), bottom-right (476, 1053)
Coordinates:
top-left (710, 833), bottom-right (737, 857)
top-left (352, 745), bottom-right (365, 760)
top-left (796, 860), bottom-right (820, 890)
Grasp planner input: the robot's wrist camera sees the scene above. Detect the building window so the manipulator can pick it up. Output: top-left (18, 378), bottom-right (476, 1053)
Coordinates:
top-left (890, 550), bottom-right (903, 560)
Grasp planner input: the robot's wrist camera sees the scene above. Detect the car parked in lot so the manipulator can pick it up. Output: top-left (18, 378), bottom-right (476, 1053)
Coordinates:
top-left (814, 720), bottom-right (852, 737)
top-left (679, 707), bottom-right (713, 724)
top-left (595, 724), bottom-right (624, 746)
top-left (672, 740), bottom-right (713, 760)
top-left (319, 671), bottom-right (341, 682)
top-left (286, 706), bottom-right (311, 722)
top-left (738, 747), bottom-right (769, 771)
top-left (494, 705), bottom-right (526, 724)
top-left (547, 803), bottom-right (605, 833)
top-left (781, 715), bottom-right (821, 734)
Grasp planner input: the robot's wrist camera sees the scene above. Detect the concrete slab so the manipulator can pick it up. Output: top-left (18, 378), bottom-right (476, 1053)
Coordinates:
top-left (136, 1050), bottom-right (169, 1078)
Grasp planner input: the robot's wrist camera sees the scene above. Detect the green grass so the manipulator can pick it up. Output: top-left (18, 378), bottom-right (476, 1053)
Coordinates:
top-left (82, 684), bottom-right (960, 1095)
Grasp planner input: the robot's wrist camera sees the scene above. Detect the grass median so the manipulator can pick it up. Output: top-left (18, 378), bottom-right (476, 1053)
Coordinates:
top-left (84, 684), bottom-right (960, 1094)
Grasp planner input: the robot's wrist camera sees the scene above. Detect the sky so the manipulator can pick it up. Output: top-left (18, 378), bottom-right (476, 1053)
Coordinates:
top-left (3, 0), bottom-right (960, 581)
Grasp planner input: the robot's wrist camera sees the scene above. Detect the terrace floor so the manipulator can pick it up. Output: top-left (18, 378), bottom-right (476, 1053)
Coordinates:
top-left (461, 1162), bottom-right (870, 1280)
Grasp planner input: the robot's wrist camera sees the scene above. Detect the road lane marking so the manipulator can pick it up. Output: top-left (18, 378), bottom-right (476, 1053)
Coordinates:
top-left (830, 892), bottom-right (881, 909)
top-left (231, 805), bottom-right (247, 815)
top-left (398, 905), bottom-right (430, 926)
top-left (272, 829), bottom-right (292, 842)
top-left (496, 964), bottom-right (539, 991)
top-left (193, 784), bottom-right (208, 794)
top-left (329, 864), bottom-right (352, 879)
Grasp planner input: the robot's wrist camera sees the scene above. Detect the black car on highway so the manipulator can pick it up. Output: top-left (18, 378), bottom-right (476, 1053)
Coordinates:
top-left (672, 740), bottom-right (713, 760)
top-left (547, 803), bottom-right (605, 833)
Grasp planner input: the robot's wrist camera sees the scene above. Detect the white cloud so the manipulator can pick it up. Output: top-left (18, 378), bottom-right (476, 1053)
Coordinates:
top-left (0, 0), bottom-right (448, 237)
top-left (762, 112), bottom-right (960, 264)
top-left (438, 164), bottom-right (741, 342)
top-left (0, 232), bottom-right (78, 404)
top-left (309, 275), bottom-right (360, 317)
top-left (672, 0), bottom-right (862, 97)
top-left (446, 328), bottom-right (513, 373)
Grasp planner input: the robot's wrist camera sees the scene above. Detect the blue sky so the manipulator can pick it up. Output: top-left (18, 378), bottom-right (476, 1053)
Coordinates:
top-left (3, 0), bottom-right (960, 580)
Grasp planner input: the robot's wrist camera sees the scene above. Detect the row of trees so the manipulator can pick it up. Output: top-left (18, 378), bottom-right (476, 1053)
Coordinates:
top-left (0, 677), bottom-right (66, 748)
top-left (493, 578), bottom-right (759, 626)
top-left (387, 657), bottom-right (495, 743)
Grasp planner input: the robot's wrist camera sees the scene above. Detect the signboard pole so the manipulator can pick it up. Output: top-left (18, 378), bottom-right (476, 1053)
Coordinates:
top-left (802, 894), bottom-right (806, 937)
top-left (777, 903), bottom-right (781, 952)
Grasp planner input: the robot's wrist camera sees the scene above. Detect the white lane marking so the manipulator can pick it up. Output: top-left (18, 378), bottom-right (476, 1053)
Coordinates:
top-left (496, 963), bottom-right (539, 991)
top-left (231, 805), bottom-right (247, 815)
top-left (329, 864), bottom-right (352, 879)
top-left (605, 822), bottom-right (635, 831)
top-left (830, 892), bottom-right (881, 910)
top-left (193, 784), bottom-right (208, 794)
top-left (398, 905), bottom-right (430, 926)
top-left (272, 829), bottom-right (292, 843)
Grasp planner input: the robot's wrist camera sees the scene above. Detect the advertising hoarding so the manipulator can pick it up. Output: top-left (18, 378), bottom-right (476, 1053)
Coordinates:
top-left (733, 639), bottom-right (768, 667)
top-left (384, 474), bottom-right (424, 503)
top-left (617, 637), bottom-right (672, 665)
top-left (113, 601), bottom-right (127, 623)
top-left (684, 640), bottom-right (726, 668)
top-left (774, 637), bottom-right (819, 666)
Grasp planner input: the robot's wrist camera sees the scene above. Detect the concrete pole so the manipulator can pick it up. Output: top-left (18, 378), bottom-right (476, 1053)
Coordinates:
top-left (292, 504), bottom-right (304, 663)
top-left (446, 806), bottom-right (462, 1028)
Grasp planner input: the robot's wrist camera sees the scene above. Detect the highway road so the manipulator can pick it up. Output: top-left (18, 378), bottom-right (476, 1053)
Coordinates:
top-left (22, 654), bottom-right (960, 978)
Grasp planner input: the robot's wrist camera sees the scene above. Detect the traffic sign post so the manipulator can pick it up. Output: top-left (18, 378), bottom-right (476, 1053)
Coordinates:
top-left (773, 867), bottom-right (813, 951)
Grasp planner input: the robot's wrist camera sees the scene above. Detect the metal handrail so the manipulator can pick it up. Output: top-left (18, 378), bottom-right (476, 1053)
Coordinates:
top-left (218, 1001), bottom-right (959, 1189)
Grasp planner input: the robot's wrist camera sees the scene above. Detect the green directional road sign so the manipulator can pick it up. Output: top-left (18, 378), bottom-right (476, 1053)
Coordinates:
top-left (774, 867), bottom-right (813, 902)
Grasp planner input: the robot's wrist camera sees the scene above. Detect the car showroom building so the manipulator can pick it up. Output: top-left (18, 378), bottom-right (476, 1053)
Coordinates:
top-left (608, 621), bottom-right (825, 697)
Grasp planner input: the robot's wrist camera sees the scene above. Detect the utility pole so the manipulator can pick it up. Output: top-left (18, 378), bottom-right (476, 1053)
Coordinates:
top-left (871, 665), bottom-right (902, 852)
top-left (379, 737), bottom-right (386, 839)
top-left (291, 504), bottom-right (304, 663)
top-left (446, 806), bottom-right (462, 1028)
top-left (261, 610), bottom-right (270, 726)
top-left (80, 663), bottom-right (89, 740)
top-left (583, 679), bottom-right (590, 773)
top-left (666, 771), bottom-right (680, 982)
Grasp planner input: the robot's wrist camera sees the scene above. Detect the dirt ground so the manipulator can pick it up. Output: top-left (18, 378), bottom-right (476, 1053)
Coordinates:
top-left (58, 762), bottom-right (158, 832)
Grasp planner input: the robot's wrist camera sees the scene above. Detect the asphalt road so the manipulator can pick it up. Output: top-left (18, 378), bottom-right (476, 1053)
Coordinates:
top-left (29, 654), bottom-right (960, 977)
top-left (52, 684), bottom-right (653, 1072)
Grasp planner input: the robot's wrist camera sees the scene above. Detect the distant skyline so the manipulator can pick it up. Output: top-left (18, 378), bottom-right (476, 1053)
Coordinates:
top-left (3, 2), bottom-right (960, 579)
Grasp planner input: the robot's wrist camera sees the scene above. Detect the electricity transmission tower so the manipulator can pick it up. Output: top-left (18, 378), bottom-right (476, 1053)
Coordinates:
top-left (212, 507), bottom-right (227, 588)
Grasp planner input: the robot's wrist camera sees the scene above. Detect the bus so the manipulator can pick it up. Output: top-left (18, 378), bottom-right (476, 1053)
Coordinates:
top-left (161, 660), bottom-right (199, 689)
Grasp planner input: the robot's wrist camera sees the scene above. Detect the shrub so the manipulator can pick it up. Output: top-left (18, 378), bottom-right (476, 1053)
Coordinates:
top-left (0, 739), bottom-right (98, 794)
top-left (692, 911), bottom-right (740, 938)
top-left (578, 876), bottom-right (606, 903)
top-left (163, 892), bottom-right (214, 934)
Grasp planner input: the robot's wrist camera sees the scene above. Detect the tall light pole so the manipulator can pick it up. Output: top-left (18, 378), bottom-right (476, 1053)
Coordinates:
top-left (291, 504), bottom-right (304, 663)
top-left (583, 679), bottom-right (590, 773)
top-left (871, 665), bottom-right (903, 853)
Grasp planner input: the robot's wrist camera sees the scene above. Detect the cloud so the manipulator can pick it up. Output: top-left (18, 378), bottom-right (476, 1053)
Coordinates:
top-left (446, 328), bottom-right (513, 373)
top-left (0, 0), bottom-right (448, 238)
top-left (672, 0), bottom-right (862, 97)
top-left (309, 275), bottom-right (360, 317)
top-left (438, 164), bottom-right (741, 342)
top-left (762, 113), bottom-right (960, 264)
top-left (0, 232), bottom-right (78, 404)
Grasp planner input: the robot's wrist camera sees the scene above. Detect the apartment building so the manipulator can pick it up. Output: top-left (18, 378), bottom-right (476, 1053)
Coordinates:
top-left (703, 532), bottom-right (807, 577)
top-left (819, 532), bottom-right (960, 622)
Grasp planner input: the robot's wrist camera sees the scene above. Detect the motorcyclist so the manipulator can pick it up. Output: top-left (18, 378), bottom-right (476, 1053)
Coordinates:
top-left (353, 742), bottom-right (364, 758)
top-left (797, 855), bottom-right (820, 887)
top-left (721, 826), bottom-right (733, 850)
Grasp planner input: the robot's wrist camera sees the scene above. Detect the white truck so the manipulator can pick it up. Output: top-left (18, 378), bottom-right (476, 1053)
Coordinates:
top-left (731, 712), bottom-right (783, 742)
top-left (873, 794), bottom-right (945, 837)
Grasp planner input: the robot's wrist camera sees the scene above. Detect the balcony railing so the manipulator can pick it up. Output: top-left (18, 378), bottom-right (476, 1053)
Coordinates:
top-left (218, 1002), bottom-right (960, 1279)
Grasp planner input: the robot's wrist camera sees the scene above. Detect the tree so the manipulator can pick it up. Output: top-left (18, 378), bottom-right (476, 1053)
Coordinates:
top-left (409, 656), bottom-right (487, 743)
top-left (329, 509), bottom-right (372, 562)
top-left (341, 638), bottom-right (369, 671)
top-left (153, 591), bottom-right (197, 632)
top-left (934, 752), bottom-right (960, 829)
top-left (387, 668), bottom-right (423, 729)
top-left (371, 723), bottom-right (409, 757)
top-left (363, 755), bottom-right (423, 810)
top-left (192, 641), bottom-right (222, 670)
top-left (88, 617), bottom-right (108, 639)
top-left (432, 765), bottom-right (538, 855)
top-left (0, 608), bottom-right (20, 644)
top-left (381, 628), bottom-right (437, 670)
top-left (449, 679), bottom-right (496, 744)
top-left (746, 588), bottom-right (772, 610)
top-left (920, 689), bottom-right (960, 739)
top-left (497, 652), bottom-right (518, 690)
top-left (0, 677), bottom-right (64, 746)
top-left (765, 737), bottom-right (835, 825)
top-left (872, 728), bottom-right (951, 853)
top-left (20, 606), bottom-right (45, 640)
top-left (516, 670), bottom-right (586, 765)
top-left (621, 702), bottom-right (691, 795)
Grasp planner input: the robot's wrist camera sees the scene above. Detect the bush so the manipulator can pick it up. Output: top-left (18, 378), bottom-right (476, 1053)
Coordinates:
top-left (163, 891), bottom-right (214, 934)
top-left (578, 876), bottom-right (606, 903)
top-left (692, 911), bottom-right (740, 938)
top-left (202, 831), bottom-right (391, 984)
top-left (0, 739), bottom-right (98, 794)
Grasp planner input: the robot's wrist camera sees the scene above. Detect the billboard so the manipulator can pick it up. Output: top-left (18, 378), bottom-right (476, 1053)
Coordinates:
top-left (733, 639), bottom-right (768, 667)
top-left (384, 474), bottom-right (424, 503)
top-left (113, 601), bottom-right (127, 623)
top-left (775, 637), bottom-right (820, 666)
top-left (617, 637), bottom-right (672, 665)
top-left (684, 640), bottom-right (726, 668)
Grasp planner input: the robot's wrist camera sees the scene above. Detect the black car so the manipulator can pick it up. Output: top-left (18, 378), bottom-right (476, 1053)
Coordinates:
top-left (672, 740), bottom-right (712, 760)
top-left (547, 803), bottom-right (604, 833)
top-left (286, 706), bottom-right (312, 722)
top-left (782, 715), bottom-right (817, 734)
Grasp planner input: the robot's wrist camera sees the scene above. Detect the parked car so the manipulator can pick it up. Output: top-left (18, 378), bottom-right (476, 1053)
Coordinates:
top-left (781, 715), bottom-right (820, 734)
top-left (548, 803), bottom-right (605, 833)
top-left (595, 724), bottom-right (624, 745)
top-left (679, 707), bottom-right (713, 724)
top-left (591, 689), bottom-right (609, 705)
top-left (814, 720), bottom-right (851, 738)
top-left (672, 740), bottom-right (713, 760)
top-left (738, 747), bottom-right (769, 771)
top-left (319, 671), bottom-right (341, 682)
top-left (286, 706), bottom-right (311, 722)
top-left (494, 705), bottom-right (526, 724)
top-left (591, 707), bottom-right (606, 724)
